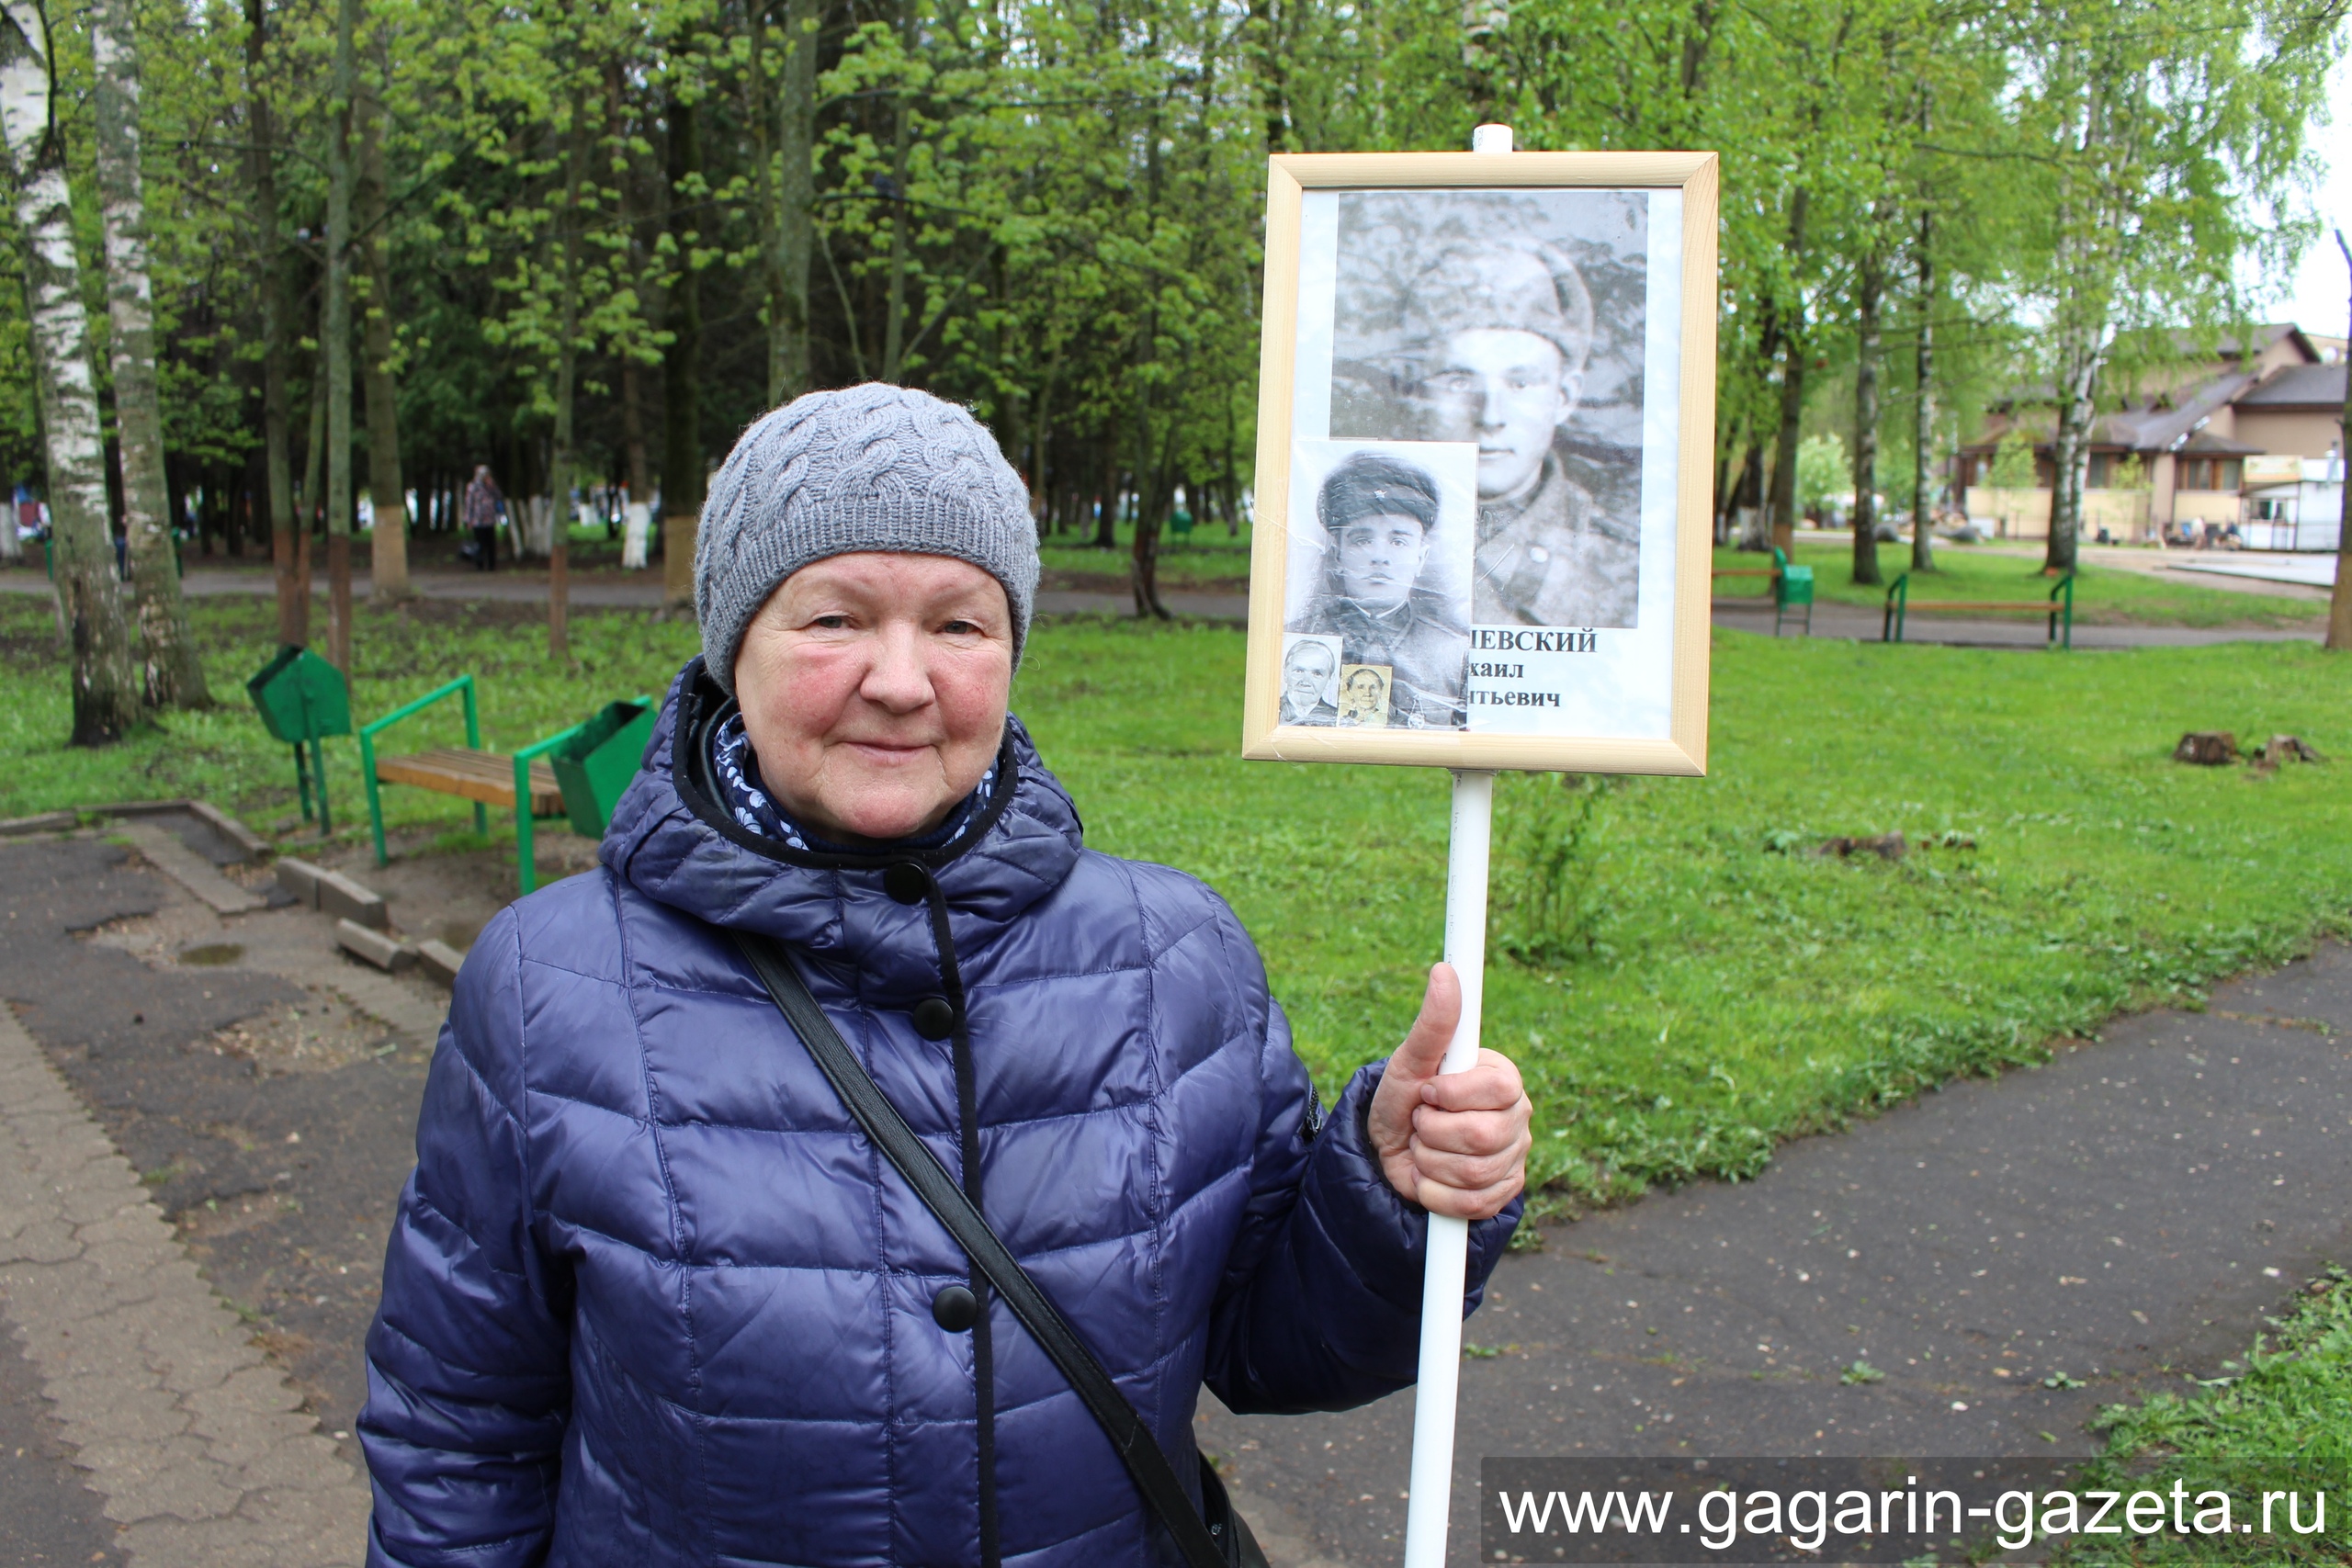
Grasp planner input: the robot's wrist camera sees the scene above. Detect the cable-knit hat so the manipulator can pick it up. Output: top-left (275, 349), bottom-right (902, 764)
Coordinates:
top-left (694, 383), bottom-right (1039, 694)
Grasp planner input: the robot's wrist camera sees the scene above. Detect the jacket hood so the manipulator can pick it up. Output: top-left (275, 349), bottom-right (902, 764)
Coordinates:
top-left (600, 658), bottom-right (1085, 949)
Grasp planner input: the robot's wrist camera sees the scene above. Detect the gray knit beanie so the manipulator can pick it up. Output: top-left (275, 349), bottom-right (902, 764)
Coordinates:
top-left (695, 383), bottom-right (1039, 694)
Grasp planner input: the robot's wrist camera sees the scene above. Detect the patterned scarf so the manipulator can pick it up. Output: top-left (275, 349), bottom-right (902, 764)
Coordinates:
top-left (708, 712), bottom-right (995, 853)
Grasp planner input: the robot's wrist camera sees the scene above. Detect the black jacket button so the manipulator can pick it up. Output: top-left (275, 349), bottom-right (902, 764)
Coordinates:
top-left (910, 996), bottom-right (957, 1040)
top-left (933, 1284), bottom-right (978, 1331)
top-left (883, 862), bottom-right (931, 905)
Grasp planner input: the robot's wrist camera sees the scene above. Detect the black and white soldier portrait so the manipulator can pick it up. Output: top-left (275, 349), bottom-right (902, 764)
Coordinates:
top-left (1283, 443), bottom-right (1476, 730)
top-left (1326, 190), bottom-right (1646, 631)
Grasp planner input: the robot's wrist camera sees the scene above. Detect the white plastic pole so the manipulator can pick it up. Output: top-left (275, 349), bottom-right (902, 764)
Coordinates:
top-left (1400, 120), bottom-right (1515, 1568)
top-left (1400, 769), bottom-right (1494, 1568)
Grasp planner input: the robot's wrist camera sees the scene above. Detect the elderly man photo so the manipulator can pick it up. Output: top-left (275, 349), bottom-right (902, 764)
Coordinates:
top-left (1284, 450), bottom-right (1470, 729)
top-left (1279, 636), bottom-right (1341, 726)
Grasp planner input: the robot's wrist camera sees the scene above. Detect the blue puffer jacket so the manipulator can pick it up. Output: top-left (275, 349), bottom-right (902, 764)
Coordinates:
top-left (360, 660), bottom-right (1518, 1568)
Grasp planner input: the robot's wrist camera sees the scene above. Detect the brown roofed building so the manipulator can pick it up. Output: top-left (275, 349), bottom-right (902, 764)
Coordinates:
top-left (1955, 325), bottom-right (2346, 547)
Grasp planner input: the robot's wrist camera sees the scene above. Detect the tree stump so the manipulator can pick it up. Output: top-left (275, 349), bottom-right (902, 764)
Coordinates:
top-left (2172, 732), bottom-right (2236, 766)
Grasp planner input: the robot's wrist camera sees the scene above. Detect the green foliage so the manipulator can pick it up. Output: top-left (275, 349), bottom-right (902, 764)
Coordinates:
top-left (0, 0), bottom-right (2335, 596)
top-left (1796, 434), bottom-right (1849, 512)
top-left (1989, 429), bottom-right (2039, 491)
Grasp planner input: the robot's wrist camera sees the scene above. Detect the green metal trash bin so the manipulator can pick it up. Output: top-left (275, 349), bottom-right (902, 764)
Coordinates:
top-left (1774, 564), bottom-right (1815, 637)
top-left (547, 699), bottom-right (656, 839)
top-left (247, 646), bottom-right (351, 833)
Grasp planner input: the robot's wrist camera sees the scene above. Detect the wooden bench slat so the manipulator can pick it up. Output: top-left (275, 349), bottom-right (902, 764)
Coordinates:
top-left (1902, 601), bottom-right (2052, 612)
top-left (377, 747), bottom-right (565, 814)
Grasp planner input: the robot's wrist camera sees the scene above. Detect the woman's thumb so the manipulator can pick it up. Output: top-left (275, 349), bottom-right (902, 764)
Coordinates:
top-left (1388, 963), bottom-right (1464, 1086)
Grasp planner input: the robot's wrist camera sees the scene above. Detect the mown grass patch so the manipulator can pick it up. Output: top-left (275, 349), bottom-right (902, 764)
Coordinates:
top-left (1710, 540), bottom-right (2324, 630)
top-left (2052, 1269), bottom-right (2352, 1562)
top-left (3, 597), bottom-right (2347, 1207)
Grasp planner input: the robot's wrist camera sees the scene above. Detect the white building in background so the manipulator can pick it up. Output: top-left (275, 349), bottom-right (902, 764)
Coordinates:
top-left (2242, 456), bottom-right (2345, 551)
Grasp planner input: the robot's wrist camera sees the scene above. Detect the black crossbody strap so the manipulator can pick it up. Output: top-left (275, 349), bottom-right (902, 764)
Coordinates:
top-left (731, 932), bottom-right (1228, 1568)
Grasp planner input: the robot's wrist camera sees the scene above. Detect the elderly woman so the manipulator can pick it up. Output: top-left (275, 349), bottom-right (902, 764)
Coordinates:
top-left (360, 385), bottom-right (1532, 1568)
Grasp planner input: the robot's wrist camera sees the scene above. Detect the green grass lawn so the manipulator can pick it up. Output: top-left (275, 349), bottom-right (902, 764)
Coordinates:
top-left (5, 594), bottom-right (2346, 1214)
top-left (1712, 540), bottom-right (2325, 629)
top-left (2053, 1270), bottom-right (2352, 1562)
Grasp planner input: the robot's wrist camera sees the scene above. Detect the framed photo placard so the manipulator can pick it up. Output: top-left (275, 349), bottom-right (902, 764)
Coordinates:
top-left (1242, 152), bottom-right (1720, 774)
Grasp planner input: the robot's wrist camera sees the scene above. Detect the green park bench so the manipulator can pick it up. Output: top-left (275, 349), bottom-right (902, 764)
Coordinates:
top-left (1710, 546), bottom-right (1813, 636)
top-left (360, 677), bottom-right (655, 893)
top-left (1883, 571), bottom-right (2075, 649)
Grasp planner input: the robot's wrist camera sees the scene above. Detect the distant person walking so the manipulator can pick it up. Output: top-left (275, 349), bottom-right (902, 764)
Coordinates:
top-left (463, 465), bottom-right (503, 571)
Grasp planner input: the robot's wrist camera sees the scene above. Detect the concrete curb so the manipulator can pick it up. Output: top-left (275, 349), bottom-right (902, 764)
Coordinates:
top-left (334, 920), bottom-right (415, 974)
top-left (117, 823), bottom-right (268, 917)
top-left (0, 1004), bottom-right (371, 1566)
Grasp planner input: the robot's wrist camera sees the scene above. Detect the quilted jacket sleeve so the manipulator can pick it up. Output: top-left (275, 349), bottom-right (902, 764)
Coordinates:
top-left (1201, 905), bottom-right (1521, 1416)
top-left (358, 908), bottom-right (574, 1568)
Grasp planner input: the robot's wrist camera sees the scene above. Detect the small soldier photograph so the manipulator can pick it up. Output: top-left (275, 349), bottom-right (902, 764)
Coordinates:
top-left (1325, 188), bottom-right (1646, 630)
top-left (1282, 440), bottom-right (1476, 730)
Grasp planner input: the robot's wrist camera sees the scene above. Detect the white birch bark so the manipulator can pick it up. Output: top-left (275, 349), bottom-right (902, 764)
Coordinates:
top-left (90, 0), bottom-right (208, 706)
top-left (0, 0), bottom-right (142, 741)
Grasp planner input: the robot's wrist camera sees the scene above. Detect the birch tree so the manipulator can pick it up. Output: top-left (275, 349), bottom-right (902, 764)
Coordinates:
top-left (243, 0), bottom-right (303, 645)
top-left (322, 0), bottom-right (358, 669)
top-left (356, 50), bottom-right (408, 597)
top-left (2007, 0), bottom-right (2336, 575)
top-left (0, 0), bottom-right (141, 742)
top-left (89, 0), bottom-right (206, 705)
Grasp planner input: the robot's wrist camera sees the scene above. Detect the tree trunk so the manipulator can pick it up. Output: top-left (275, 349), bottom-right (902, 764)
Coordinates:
top-left (619, 354), bottom-right (650, 568)
top-left (356, 63), bottom-right (407, 597)
top-left (2324, 230), bottom-right (2350, 651)
top-left (1245, 0), bottom-right (1291, 152)
top-left (322, 0), bottom-right (356, 670)
top-left (2045, 336), bottom-right (2098, 577)
top-left (751, 0), bottom-right (817, 407)
top-left (1911, 209), bottom-right (1937, 572)
top-left (1130, 422), bottom-right (1175, 620)
top-left (1850, 250), bottom-right (1883, 588)
top-left (254, 8), bottom-right (305, 649)
top-left (0, 1), bottom-right (142, 743)
top-left (89, 0), bottom-right (206, 707)
top-left (1767, 341), bottom-right (1804, 546)
top-left (547, 115), bottom-right (590, 660)
top-left (1765, 191), bottom-right (1808, 547)
top-left (660, 87), bottom-right (703, 610)
top-left (879, 0), bottom-right (913, 385)
top-left (300, 323), bottom-right (326, 594)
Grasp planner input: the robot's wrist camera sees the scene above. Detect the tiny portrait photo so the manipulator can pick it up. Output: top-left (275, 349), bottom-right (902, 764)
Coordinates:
top-left (1277, 634), bottom-right (1343, 728)
top-left (1326, 188), bottom-right (1647, 630)
top-left (1337, 664), bottom-right (1392, 728)
top-left (1283, 439), bottom-right (1477, 730)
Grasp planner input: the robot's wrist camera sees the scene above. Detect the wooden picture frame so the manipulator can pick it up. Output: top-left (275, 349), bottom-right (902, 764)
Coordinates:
top-left (1240, 151), bottom-right (1720, 774)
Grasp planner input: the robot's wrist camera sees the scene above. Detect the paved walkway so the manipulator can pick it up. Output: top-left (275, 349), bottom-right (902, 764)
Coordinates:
top-left (2170, 555), bottom-right (2339, 590)
top-left (1203, 942), bottom-right (2352, 1564)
